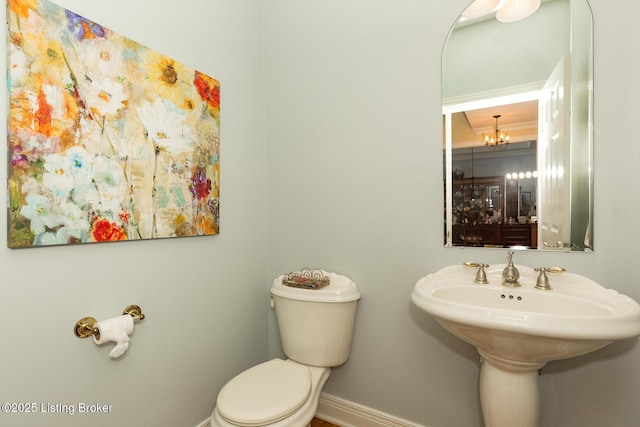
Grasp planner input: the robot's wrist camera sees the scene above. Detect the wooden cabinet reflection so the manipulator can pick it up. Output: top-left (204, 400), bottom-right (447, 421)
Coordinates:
top-left (453, 223), bottom-right (537, 248)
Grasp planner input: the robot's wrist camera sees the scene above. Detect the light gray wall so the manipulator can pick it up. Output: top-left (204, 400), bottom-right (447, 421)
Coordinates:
top-left (0, 1), bottom-right (268, 427)
top-left (264, 1), bottom-right (640, 426)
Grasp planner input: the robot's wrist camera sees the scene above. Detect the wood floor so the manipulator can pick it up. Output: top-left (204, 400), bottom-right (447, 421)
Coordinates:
top-left (310, 417), bottom-right (340, 427)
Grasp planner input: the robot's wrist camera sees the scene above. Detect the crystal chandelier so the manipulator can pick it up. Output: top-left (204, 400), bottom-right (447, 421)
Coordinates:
top-left (484, 114), bottom-right (510, 149)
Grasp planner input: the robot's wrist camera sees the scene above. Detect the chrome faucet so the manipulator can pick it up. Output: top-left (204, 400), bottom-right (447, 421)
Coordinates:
top-left (502, 251), bottom-right (520, 287)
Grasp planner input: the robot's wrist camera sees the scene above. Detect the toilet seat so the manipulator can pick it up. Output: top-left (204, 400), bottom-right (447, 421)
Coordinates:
top-left (216, 359), bottom-right (311, 426)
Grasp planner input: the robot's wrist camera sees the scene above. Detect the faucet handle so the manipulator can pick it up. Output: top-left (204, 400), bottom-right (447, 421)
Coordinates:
top-left (463, 262), bottom-right (490, 284)
top-left (534, 267), bottom-right (566, 290)
top-left (474, 263), bottom-right (489, 284)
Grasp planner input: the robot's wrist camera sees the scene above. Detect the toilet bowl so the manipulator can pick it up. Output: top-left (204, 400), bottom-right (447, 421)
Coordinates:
top-left (210, 270), bottom-right (360, 427)
top-left (211, 359), bottom-right (330, 427)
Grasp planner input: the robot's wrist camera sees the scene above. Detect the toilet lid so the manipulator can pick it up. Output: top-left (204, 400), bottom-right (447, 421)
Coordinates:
top-left (217, 359), bottom-right (311, 426)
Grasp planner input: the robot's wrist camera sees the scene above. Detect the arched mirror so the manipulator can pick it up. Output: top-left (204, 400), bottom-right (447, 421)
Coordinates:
top-left (443, 0), bottom-right (593, 251)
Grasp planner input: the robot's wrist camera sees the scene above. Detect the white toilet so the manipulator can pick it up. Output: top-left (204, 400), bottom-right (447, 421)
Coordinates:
top-left (211, 270), bottom-right (361, 427)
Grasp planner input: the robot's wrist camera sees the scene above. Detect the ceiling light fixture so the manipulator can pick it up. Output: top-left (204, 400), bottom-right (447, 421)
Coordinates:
top-left (484, 115), bottom-right (510, 149)
top-left (461, 0), bottom-right (501, 20)
top-left (496, 0), bottom-right (541, 23)
top-left (460, 0), bottom-right (541, 23)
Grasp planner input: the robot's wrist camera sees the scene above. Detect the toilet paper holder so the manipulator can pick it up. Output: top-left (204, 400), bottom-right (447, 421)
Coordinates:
top-left (74, 305), bottom-right (145, 340)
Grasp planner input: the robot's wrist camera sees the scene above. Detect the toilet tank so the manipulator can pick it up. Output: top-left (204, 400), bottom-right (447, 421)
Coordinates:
top-left (270, 270), bottom-right (361, 367)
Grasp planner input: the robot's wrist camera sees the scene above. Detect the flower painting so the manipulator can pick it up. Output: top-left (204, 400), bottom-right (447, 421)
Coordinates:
top-left (7, 0), bottom-right (221, 248)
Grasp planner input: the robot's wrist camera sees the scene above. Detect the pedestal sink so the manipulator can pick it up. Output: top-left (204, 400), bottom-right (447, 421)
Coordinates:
top-left (411, 263), bottom-right (640, 427)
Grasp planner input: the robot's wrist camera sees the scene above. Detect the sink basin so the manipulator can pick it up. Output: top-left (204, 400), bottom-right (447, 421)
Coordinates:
top-left (411, 263), bottom-right (640, 427)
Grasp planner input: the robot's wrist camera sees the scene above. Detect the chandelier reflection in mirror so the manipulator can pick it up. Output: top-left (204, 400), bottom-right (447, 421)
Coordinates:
top-left (484, 114), bottom-right (510, 149)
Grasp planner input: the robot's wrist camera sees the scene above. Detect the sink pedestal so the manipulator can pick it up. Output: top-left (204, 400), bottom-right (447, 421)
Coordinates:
top-left (479, 351), bottom-right (544, 427)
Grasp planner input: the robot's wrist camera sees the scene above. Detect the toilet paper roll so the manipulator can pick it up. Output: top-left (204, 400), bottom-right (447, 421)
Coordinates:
top-left (93, 315), bottom-right (134, 358)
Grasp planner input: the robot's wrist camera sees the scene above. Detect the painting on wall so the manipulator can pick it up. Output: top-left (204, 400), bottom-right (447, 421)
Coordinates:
top-left (7, 0), bottom-right (221, 248)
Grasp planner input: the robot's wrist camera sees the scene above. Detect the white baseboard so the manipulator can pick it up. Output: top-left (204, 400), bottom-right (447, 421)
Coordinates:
top-left (316, 393), bottom-right (425, 427)
top-left (195, 393), bottom-right (425, 427)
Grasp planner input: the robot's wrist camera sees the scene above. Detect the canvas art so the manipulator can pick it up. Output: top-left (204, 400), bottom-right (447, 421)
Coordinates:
top-left (7, 0), bottom-right (221, 248)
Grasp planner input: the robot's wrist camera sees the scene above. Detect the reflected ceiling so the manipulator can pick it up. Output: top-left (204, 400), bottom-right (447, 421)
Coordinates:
top-left (452, 101), bottom-right (538, 149)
